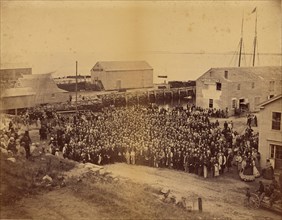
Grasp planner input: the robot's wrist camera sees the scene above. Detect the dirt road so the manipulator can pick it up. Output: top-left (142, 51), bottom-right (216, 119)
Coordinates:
top-left (105, 163), bottom-right (280, 220)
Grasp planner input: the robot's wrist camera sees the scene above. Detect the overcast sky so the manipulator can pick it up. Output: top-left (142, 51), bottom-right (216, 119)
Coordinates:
top-left (1, 0), bottom-right (281, 81)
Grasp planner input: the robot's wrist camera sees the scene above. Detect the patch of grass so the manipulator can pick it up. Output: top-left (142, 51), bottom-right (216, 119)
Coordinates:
top-left (68, 173), bottom-right (226, 220)
top-left (0, 153), bottom-right (75, 206)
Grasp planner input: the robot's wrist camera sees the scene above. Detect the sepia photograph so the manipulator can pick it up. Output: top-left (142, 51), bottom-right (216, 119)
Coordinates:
top-left (0, 0), bottom-right (281, 219)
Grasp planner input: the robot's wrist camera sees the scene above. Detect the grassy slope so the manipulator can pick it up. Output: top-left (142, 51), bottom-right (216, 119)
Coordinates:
top-left (1, 152), bottom-right (224, 220)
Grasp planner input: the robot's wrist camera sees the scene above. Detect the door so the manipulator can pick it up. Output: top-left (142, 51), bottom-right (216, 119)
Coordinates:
top-left (275, 145), bottom-right (282, 170)
top-left (209, 99), bottom-right (213, 108)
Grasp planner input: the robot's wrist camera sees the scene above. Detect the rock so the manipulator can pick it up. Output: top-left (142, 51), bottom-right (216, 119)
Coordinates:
top-left (57, 175), bottom-right (64, 181)
top-left (42, 175), bottom-right (53, 183)
top-left (7, 157), bottom-right (16, 163)
top-left (60, 180), bottom-right (66, 187)
top-left (113, 177), bottom-right (119, 182)
top-left (99, 169), bottom-right (107, 175)
top-left (160, 188), bottom-right (170, 194)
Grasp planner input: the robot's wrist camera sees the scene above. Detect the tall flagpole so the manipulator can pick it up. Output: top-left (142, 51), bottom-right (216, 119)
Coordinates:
top-left (252, 9), bottom-right (257, 66)
top-left (238, 13), bottom-right (244, 67)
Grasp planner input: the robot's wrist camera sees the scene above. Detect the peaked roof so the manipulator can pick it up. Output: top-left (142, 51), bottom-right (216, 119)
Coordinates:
top-left (16, 73), bottom-right (67, 93)
top-left (1, 87), bottom-right (35, 98)
top-left (258, 94), bottom-right (282, 108)
top-left (92, 61), bottom-right (153, 71)
top-left (197, 66), bottom-right (282, 82)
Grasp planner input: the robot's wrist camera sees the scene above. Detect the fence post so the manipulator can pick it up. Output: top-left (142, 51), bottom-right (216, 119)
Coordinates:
top-left (198, 197), bottom-right (202, 212)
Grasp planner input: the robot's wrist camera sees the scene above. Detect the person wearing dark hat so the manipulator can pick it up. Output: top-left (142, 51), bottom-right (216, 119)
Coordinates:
top-left (256, 181), bottom-right (265, 202)
top-left (20, 131), bottom-right (31, 159)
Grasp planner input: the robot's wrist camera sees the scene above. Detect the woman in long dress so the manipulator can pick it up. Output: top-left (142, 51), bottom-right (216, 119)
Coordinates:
top-left (239, 156), bottom-right (255, 182)
top-left (252, 158), bottom-right (260, 178)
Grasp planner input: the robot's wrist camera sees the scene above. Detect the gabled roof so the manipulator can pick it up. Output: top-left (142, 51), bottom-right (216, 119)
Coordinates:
top-left (1, 87), bottom-right (35, 98)
top-left (16, 73), bottom-right (67, 93)
top-left (258, 94), bottom-right (282, 108)
top-left (197, 66), bottom-right (282, 82)
top-left (92, 61), bottom-right (153, 72)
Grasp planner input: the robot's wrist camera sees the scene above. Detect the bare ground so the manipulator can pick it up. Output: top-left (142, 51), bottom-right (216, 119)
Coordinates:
top-left (104, 163), bottom-right (280, 220)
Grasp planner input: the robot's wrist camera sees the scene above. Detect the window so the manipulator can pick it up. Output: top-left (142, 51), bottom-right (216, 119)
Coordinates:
top-left (209, 99), bottom-right (213, 108)
top-left (51, 94), bottom-right (55, 98)
top-left (216, 82), bottom-right (222, 91)
top-left (272, 112), bottom-right (281, 130)
top-left (252, 82), bottom-right (255, 88)
top-left (237, 84), bottom-right (240, 90)
top-left (224, 70), bottom-right (228, 79)
top-left (232, 99), bottom-right (237, 109)
top-left (276, 146), bottom-right (282, 160)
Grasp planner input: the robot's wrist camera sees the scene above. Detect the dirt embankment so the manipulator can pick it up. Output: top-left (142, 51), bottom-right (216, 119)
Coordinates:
top-left (1, 153), bottom-right (221, 220)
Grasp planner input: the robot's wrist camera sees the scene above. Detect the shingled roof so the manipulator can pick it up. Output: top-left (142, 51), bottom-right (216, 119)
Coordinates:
top-left (258, 94), bottom-right (282, 108)
top-left (92, 61), bottom-right (153, 72)
top-left (16, 73), bottom-right (67, 94)
top-left (198, 66), bottom-right (282, 82)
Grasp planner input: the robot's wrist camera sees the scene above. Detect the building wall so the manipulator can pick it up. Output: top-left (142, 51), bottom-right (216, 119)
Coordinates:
top-left (196, 69), bottom-right (282, 115)
top-left (0, 95), bottom-right (35, 110)
top-left (196, 79), bottom-right (225, 109)
top-left (258, 98), bottom-right (282, 168)
top-left (36, 92), bottom-right (69, 105)
top-left (92, 70), bottom-right (153, 90)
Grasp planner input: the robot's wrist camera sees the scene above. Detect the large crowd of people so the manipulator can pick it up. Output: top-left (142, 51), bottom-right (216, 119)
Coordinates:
top-left (0, 103), bottom-right (261, 180)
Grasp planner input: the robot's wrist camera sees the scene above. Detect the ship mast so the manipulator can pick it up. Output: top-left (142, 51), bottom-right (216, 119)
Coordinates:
top-left (252, 9), bottom-right (258, 66)
top-left (238, 13), bottom-right (244, 67)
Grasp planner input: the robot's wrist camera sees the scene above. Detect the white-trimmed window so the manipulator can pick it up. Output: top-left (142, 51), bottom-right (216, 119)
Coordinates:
top-left (272, 112), bottom-right (281, 130)
top-left (231, 98), bottom-right (237, 109)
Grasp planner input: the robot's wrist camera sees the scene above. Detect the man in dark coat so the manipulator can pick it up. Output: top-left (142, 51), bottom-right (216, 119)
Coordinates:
top-left (20, 131), bottom-right (32, 159)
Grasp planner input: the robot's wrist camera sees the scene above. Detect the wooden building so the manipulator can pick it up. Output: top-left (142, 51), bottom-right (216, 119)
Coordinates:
top-left (16, 73), bottom-right (68, 105)
top-left (258, 94), bottom-right (282, 170)
top-left (196, 66), bottom-right (282, 115)
top-left (0, 87), bottom-right (35, 111)
top-left (91, 61), bottom-right (153, 91)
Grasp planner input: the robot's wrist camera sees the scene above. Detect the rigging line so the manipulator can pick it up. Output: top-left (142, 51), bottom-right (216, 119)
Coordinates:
top-left (228, 48), bottom-right (236, 66)
top-left (228, 42), bottom-right (238, 66)
top-left (242, 42), bottom-right (247, 67)
top-left (229, 41), bottom-right (241, 66)
top-left (257, 40), bottom-right (260, 65)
